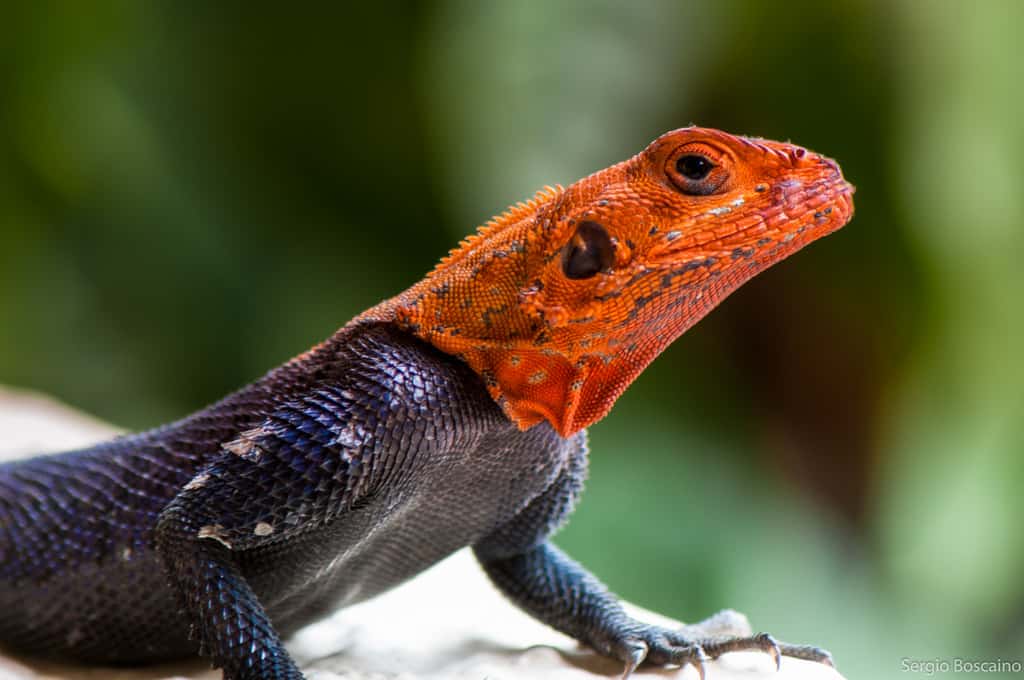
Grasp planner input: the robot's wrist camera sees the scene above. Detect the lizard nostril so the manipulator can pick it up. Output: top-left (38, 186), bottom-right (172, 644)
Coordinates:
top-left (784, 146), bottom-right (811, 169)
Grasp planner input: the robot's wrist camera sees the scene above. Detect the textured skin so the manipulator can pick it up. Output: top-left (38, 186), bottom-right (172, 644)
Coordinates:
top-left (0, 127), bottom-right (853, 679)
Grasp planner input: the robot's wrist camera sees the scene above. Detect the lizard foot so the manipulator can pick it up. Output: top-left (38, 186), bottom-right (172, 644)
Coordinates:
top-left (609, 615), bottom-right (832, 679)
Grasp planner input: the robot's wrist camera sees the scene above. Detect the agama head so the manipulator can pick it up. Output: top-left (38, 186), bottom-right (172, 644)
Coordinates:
top-left (367, 127), bottom-right (855, 437)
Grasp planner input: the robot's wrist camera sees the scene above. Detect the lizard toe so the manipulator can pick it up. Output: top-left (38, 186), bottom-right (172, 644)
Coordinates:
top-left (699, 631), bottom-right (781, 669)
top-left (777, 642), bottom-right (835, 667)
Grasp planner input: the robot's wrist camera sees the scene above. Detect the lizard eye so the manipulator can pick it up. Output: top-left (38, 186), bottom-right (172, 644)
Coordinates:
top-left (676, 154), bottom-right (714, 180)
top-left (666, 144), bottom-right (729, 196)
top-left (562, 221), bottom-right (614, 280)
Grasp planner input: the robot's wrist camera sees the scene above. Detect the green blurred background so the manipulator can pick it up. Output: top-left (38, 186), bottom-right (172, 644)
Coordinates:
top-left (1, 2), bottom-right (1022, 678)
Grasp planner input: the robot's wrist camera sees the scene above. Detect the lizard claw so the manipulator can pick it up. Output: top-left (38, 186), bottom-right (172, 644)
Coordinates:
top-left (620, 641), bottom-right (648, 679)
top-left (753, 632), bottom-right (781, 671)
top-left (762, 633), bottom-right (782, 671)
top-left (663, 642), bottom-right (708, 680)
top-left (689, 644), bottom-right (709, 680)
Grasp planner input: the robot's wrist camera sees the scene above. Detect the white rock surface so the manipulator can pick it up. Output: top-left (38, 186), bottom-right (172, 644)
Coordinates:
top-left (0, 386), bottom-right (846, 680)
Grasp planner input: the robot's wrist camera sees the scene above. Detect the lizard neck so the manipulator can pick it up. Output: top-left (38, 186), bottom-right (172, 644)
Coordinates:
top-left (353, 185), bottom-right (603, 437)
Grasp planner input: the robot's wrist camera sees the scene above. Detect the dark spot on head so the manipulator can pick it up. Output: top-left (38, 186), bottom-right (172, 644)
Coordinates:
top-left (623, 269), bottom-right (651, 288)
top-left (755, 184), bottom-right (768, 192)
top-left (621, 292), bottom-right (659, 324)
top-left (481, 305), bottom-right (509, 330)
top-left (594, 290), bottom-right (623, 302)
top-left (634, 293), bottom-right (656, 310)
top-left (664, 295), bottom-right (689, 313)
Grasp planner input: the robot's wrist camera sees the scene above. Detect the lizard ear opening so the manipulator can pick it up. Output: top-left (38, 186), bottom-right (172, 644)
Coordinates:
top-left (561, 221), bottom-right (614, 280)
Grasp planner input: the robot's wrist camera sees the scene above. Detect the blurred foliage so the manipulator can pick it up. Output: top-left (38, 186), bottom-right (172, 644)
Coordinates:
top-left (1, 2), bottom-right (1022, 678)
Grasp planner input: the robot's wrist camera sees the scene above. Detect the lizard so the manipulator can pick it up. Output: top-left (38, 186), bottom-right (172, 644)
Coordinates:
top-left (0, 126), bottom-right (854, 680)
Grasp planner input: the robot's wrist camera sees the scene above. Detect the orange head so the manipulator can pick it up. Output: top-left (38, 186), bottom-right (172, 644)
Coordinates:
top-left (359, 127), bottom-right (855, 437)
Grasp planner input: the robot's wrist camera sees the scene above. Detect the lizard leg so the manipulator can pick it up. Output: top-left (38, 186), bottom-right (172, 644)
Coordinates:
top-left (473, 432), bottom-right (832, 676)
top-left (151, 374), bottom-right (436, 680)
top-left (477, 542), bottom-right (832, 677)
top-left (156, 503), bottom-right (304, 680)
top-left (478, 541), bottom-right (710, 677)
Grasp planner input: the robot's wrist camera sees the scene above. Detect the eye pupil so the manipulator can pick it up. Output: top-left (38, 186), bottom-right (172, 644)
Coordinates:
top-left (562, 221), bottom-right (614, 280)
top-left (676, 154), bottom-right (714, 180)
